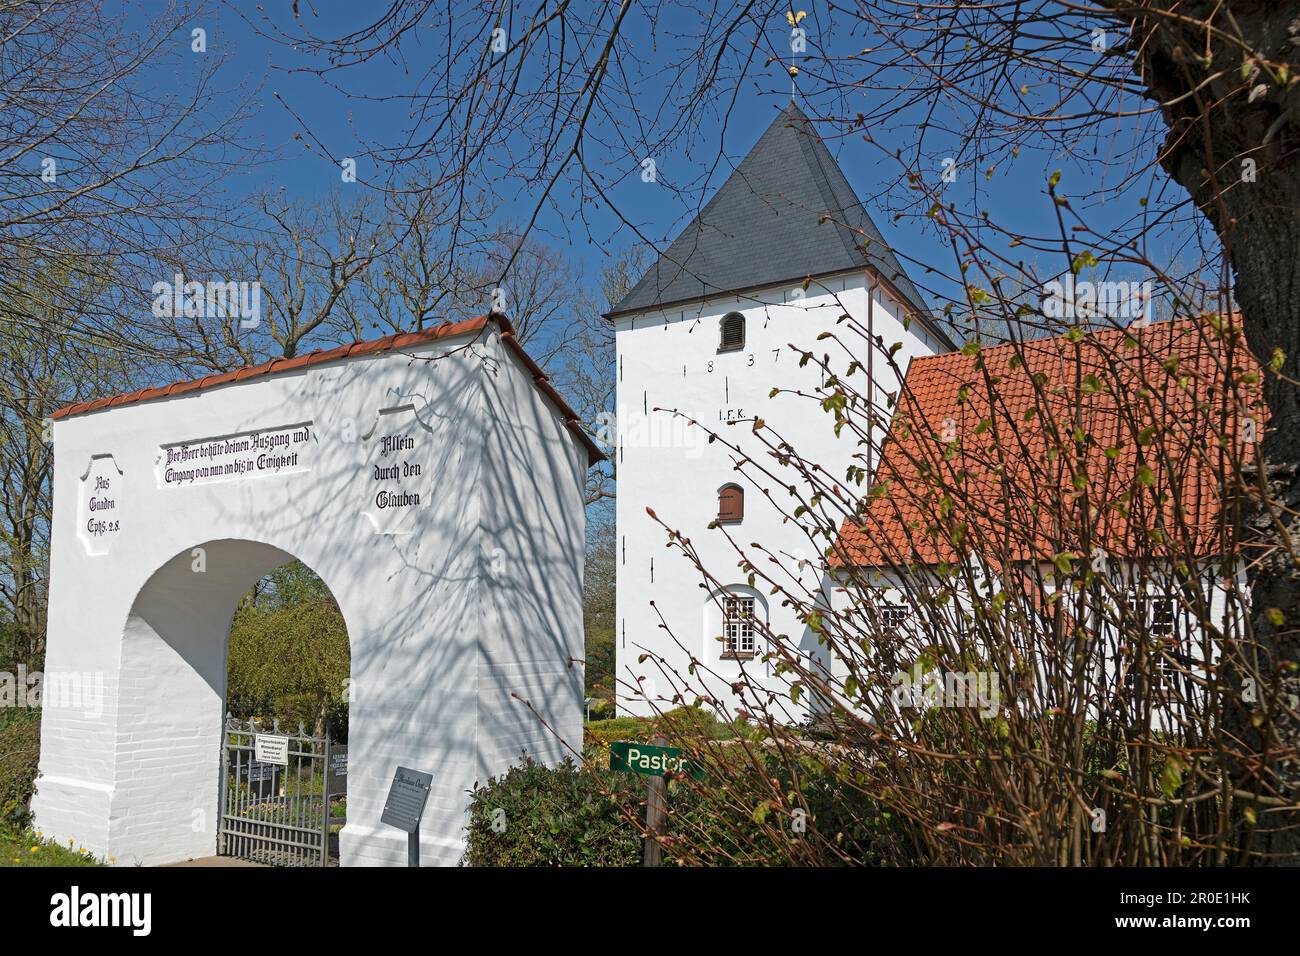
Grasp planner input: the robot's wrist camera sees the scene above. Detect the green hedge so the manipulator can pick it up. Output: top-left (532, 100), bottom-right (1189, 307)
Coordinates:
top-left (463, 757), bottom-right (642, 866)
top-left (583, 715), bottom-right (657, 763)
top-left (0, 710), bottom-right (41, 831)
top-left (463, 744), bottom-right (907, 866)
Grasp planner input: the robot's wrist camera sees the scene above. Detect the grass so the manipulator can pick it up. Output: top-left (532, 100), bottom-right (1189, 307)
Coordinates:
top-left (0, 827), bottom-right (104, 867)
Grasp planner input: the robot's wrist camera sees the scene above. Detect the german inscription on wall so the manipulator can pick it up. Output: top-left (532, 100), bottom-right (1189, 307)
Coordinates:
top-left (157, 423), bottom-right (314, 488)
top-left (77, 455), bottom-right (124, 557)
top-left (363, 405), bottom-right (431, 535)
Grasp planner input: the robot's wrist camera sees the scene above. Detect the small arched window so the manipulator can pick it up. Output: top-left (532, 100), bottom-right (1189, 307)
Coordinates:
top-left (717, 483), bottom-right (744, 523)
top-left (718, 311), bottom-right (745, 352)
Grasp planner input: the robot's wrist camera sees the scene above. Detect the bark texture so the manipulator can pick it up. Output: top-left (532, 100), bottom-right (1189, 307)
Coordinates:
top-left (1116, 1), bottom-right (1300, 861)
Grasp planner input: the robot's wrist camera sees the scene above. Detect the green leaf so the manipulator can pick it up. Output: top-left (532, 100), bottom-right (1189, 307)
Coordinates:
top-left (1071, 251), bottom-right (1097, 275)
top-left (1160, 756), bottom-right (1184, 797)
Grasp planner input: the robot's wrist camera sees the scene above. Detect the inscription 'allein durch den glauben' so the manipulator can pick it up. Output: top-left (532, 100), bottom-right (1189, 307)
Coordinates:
top-left (364, 407), bottom-right (430, 533)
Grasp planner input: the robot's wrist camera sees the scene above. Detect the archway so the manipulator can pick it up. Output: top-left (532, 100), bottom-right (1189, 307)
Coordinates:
top-left (113, 540), bottom-right (330, 865)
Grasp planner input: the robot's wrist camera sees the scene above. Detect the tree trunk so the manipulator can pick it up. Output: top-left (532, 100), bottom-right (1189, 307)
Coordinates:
top-left (1117, 1), bottom-right (1300, 862)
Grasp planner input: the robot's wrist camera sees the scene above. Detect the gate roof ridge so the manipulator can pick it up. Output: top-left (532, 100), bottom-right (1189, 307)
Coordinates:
top-left (50, 313), bottom-right (605, 465)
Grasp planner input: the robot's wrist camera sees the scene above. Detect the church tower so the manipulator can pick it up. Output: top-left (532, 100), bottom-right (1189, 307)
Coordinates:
top-left (608, 103), bottom-right (954, 718)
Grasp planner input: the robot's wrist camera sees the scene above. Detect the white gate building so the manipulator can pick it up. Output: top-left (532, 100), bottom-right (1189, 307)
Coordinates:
top-left (32, 314), bottom-right (600, 866)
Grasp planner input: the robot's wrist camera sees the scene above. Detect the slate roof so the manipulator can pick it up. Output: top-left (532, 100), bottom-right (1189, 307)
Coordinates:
top-left (608, 103), bottom-right (950, 346)
top-left (830, 315), bottom-right (1263, 568)
top-left (52, 314), bottom-right (606, 466)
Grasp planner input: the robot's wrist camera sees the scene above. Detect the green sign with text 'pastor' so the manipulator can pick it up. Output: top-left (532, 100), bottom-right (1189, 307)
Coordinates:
top-left (609, 741), bottom-right (704, 780)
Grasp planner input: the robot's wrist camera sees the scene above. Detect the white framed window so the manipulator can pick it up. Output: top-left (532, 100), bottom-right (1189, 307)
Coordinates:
top-left (1126, 591), bottom-right (1180, 638)
top-left (1124, 590), bottom-right (1183, 696)
top-left (724, 595), bottom-right (755, 656)
top-left (1149, 596), bottom-right (1177, 638)
top-left (877, 602), bottom-right (910, 633)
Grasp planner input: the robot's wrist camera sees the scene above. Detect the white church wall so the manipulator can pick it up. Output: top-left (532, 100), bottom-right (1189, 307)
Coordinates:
top-left (614, 272), bottom-right (943, 719)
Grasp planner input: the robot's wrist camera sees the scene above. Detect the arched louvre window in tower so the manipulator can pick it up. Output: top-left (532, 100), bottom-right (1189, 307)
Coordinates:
top-left (719, 311), bottom-right (745, 352)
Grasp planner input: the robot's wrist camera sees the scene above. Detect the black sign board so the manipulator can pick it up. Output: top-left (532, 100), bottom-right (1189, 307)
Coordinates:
top-left (380, 766), bottom-right (432, 834)
top-left (327, 746), bottom-right (348, 796)
top-left (232, 759), bottom-right (279, 799)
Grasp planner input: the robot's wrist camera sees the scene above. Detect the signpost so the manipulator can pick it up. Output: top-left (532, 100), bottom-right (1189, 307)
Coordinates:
top-left (380, 766), bottom-right (432, 867)
top-left (643, 765), bottom-right (666, 867)
top-left (609, 740), bottom-right (704, 780)
top-left (609, 737), bottom-right (702, 866)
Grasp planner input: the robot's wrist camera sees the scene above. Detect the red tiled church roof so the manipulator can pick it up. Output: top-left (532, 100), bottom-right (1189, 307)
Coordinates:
top-left (52, 314), bottom-right (606, 466)
top-left (832, 314), bottom-right (1263, 568)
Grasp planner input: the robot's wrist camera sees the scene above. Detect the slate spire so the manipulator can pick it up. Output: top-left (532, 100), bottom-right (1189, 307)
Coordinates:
top-left (607, 103), bottom-right (930, 320)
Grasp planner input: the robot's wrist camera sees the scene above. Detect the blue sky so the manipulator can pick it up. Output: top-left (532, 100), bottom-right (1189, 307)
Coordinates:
top-left (145, 3), bottom-right (1210, 336)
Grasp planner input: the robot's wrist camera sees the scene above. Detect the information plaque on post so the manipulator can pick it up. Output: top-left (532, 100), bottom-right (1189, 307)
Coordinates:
top-left (380, 766), bottom-right (433, 867)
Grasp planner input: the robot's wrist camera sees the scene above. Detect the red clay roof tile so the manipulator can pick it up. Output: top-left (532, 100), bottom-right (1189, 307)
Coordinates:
top-left (831, 314), bottom-right (1263, 568)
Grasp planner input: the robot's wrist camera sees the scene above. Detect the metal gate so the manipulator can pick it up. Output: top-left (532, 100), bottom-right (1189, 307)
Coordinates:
top-left (218, 716), bottom-right (344, 866)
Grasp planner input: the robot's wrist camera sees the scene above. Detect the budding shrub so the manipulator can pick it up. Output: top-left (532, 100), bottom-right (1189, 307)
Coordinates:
top-left (0, 710), bottom-right (41, 830)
